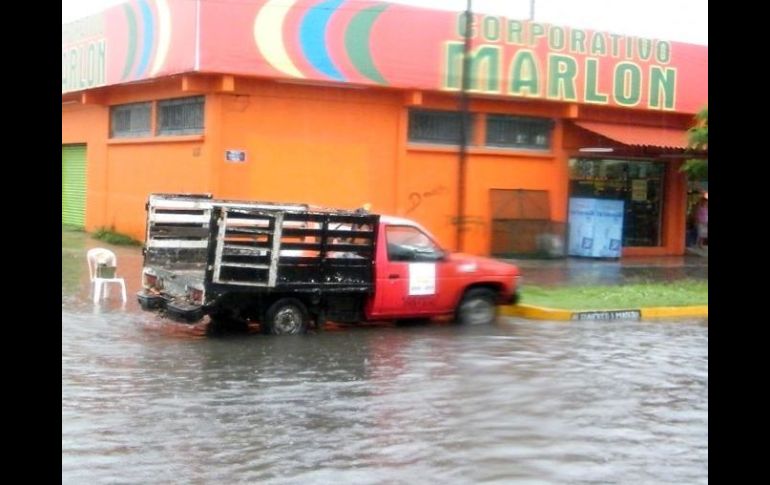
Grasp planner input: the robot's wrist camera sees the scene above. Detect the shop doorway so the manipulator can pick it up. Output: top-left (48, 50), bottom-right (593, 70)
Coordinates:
top-left (568, 158), bottom-right (665, 247)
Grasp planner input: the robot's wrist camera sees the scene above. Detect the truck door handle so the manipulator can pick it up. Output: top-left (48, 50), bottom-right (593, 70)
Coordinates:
top-left (389, 274), bottom-right (399, 279)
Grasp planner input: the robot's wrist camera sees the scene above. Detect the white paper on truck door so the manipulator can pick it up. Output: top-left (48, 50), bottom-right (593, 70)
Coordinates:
top-left (409, 263), bottom-right (436, 295)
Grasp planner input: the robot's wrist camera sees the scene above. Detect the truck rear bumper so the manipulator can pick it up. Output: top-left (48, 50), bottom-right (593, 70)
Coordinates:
top-left (137, 290), bottom-right (205, 323)
top-left (137, 290), bottom-right (169, 310)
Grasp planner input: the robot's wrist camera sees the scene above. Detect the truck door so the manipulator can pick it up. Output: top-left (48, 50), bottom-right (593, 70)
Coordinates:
top-left (372, 224), bottom-right (448, 317)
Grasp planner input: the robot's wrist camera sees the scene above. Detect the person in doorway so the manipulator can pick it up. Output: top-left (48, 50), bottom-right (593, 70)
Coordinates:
top-left (686, 194), bottom-right (698, 248)
top-left (695, 192), bottom-right (708, 249)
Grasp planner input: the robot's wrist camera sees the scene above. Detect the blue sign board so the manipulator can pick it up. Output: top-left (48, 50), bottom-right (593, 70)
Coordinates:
top-left (567, 198), bottom-right (625, 258)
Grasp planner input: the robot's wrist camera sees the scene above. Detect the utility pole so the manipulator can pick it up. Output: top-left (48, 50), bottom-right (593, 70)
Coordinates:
top-left (456, 0), bottom-right (472, 251)
top-left (529, 0), bottom-right (535, 20)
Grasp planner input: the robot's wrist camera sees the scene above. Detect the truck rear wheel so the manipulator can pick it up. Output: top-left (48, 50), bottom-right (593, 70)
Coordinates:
top-left (263, 298), bottom-right (309, 335)
top-left (456, 288), bottom-right (497, 325)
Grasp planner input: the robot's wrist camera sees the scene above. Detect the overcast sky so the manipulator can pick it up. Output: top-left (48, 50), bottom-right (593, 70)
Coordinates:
top-left (62, 0), bottom-right (708, 46)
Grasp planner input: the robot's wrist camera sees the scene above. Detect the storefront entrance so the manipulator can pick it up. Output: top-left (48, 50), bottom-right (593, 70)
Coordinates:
top-left (568, 158), bottom-right (665, 247)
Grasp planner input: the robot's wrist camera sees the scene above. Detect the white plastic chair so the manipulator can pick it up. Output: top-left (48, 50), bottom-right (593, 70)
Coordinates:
top-left (87, 248), bottom-right (127, 304)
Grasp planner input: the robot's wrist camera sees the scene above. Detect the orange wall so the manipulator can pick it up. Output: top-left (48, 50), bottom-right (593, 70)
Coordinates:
top-left (101, 141), bottom-right (212, 237)
top-left (396, 96), bottom-right (569, 253)
top-left (62, 103), bottom-right (109, 229)
top-left (400, 147), bottom-right (567, 254)
top-left (62, 81), bottom-right (220, 239)
top-left (213, 79), bottom-right (401, 215)
top-left (61, 74), bottom-right (688, 256)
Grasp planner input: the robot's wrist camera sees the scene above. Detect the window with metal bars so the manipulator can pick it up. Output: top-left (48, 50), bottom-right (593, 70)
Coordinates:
top-left (485, 114), bottom-right (553, 150)
top-left (408, 109), bottom-right (473, 145)
top-left (156, 96), bottom-right (204, 136)
top-left (109, 102), bottom-right (151, 138)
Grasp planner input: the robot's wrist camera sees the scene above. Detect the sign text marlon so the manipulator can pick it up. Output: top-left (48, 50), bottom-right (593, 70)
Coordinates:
top-left (444, 13), bottom-right (676, 110)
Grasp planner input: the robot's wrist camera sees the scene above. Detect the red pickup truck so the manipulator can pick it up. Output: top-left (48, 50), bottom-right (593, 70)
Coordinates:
top-left (137, 194), bottom-right (521, 334)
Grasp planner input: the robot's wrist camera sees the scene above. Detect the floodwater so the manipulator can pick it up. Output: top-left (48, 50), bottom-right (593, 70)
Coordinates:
top-left (63, 231), bottom-right (708, 484)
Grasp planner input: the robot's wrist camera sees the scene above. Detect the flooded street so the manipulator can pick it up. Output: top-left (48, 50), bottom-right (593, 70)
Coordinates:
top-left (63, 232), bottom-right (708, 484)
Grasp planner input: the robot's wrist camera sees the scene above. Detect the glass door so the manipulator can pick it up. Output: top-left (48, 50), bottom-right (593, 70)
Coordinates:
top-left (568, 159), bottom-right (665, 247)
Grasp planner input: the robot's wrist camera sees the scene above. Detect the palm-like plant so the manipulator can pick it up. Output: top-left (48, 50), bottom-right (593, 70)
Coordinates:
top-left (681, 106), bottom-right (708, 180)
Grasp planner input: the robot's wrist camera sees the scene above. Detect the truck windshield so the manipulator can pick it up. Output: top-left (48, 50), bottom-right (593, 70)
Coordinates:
top-left (386, 225), bottom-right (444, 262)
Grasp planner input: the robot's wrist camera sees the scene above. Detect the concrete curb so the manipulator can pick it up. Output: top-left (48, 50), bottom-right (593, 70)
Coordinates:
top-left (501, 304), bottom-right (708, 322)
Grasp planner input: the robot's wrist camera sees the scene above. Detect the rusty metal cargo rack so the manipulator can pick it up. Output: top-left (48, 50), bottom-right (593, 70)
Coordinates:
top-left (142, 194), bottom-right (379, 297)
top-left (205, 206), bottom-right (378, 293)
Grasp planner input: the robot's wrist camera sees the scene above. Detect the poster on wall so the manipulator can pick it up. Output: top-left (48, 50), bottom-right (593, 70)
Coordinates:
top-left (631, 179), bottom-right (648, 201)
top-left (568, 198), bottom-right (625, 258)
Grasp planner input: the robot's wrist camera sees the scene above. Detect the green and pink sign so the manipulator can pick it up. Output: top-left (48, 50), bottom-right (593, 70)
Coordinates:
top-left (62, 0), bottom-right (708, 113)
top-left (62, 0), bottom-right (196, 93)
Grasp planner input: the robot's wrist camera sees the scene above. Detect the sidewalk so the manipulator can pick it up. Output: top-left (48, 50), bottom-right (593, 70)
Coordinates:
top-left (502, 254), bottom-right (708, 287)
top-left (499, 254), bottom-right (708, 321)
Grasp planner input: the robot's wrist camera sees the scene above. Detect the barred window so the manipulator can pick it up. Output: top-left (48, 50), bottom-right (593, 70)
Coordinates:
top-left (109, 102), bottom-right (151, 138)
top-left (408, 109), bottom-right (473, 145)
top-left (156, 96), bottom-right (204, 136)
top-left (485, 115), bottom-right (553, 150)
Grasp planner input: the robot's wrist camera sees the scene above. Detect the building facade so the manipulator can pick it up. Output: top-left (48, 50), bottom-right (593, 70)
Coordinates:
top-left (62, 0), bottom-right (708, 257)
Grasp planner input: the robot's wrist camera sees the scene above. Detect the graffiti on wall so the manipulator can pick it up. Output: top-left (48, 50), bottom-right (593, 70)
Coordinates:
top-left (405, 185), bottom-right (449, 214)
top-left (450, 215), bottom-right (486, 232)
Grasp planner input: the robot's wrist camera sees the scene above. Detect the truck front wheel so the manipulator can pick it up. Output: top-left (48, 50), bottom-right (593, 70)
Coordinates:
top-left (263, 298), bottom-right (309, 335)
top-left (456, 288), bottom-right (498, 325)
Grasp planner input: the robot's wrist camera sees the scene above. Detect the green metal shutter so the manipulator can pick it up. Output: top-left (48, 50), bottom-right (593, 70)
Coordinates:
top-left (62, 144), bottom-right (87, 227)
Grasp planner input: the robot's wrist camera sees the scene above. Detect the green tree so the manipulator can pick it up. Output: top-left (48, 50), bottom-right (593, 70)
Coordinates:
top-left (680, 106), bottom-right (708, 180)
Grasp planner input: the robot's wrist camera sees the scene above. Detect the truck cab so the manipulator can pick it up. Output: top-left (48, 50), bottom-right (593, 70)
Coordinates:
top-left (367, 216), bottom-right (520, 324)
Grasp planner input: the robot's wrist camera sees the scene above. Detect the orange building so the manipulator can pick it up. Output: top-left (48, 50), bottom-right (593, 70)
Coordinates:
top-left (62, 0), bottom-right (708, 257)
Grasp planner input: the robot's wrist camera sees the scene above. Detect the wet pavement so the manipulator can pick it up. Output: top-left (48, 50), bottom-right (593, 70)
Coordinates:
top-left (62, 230), bottom-right (708, 484)
top-left (506, 254), bottom-right (708, 287)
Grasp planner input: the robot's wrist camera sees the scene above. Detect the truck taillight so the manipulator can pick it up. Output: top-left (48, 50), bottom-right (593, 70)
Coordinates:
top-left (142, 271), bottom-right (160, 290)
top-left (187, 286), bottom-right (204, 304)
